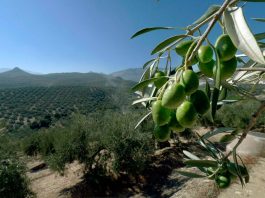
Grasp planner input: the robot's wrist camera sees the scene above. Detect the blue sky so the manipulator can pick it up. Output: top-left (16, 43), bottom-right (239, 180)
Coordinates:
top-left (0, 0), bottom-right (263, 74)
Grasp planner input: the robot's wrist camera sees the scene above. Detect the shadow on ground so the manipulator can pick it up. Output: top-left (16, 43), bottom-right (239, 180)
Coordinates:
top-left (59, 143), bottom-right (201, 198)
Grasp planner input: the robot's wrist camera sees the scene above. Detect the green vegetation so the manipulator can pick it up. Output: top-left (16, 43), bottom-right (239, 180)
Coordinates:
top-left (0, 86), bottom-right (134, 134)
top-left (0, 136), bottom-right (34, 197)
top-left (216, 99), bottom-right (265, 130)
top-left (22, 112), bottom-right (154, 175)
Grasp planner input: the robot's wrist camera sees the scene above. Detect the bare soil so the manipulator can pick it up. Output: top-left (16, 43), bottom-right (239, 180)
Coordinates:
top-left (26, 128), bottom-right (265, 198)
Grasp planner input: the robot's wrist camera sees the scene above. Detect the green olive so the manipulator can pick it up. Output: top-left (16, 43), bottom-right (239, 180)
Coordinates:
top-left (213, 56), bottom-right (237, 80)
top-left (197, 45), bottom-right (213, 63)
top-left (153, 124), bottom-right (171, 142)
top-left (168, 111), bottom-right (184, 133)
top-left (161, 83), bottom-right (185, 109)
top-left (216, 175), bottom-right (231, 188)
top-left (175, 40), bottom-right (193, 57)
top-left (215, 34), bottom-right (237, 62)
top-left (180, 70), bottom-right (199, 95)
top-left (152, 100), bottom-right (171, 126)
top-left (190, 90), bottom-right (210, 115)
top-left (154, 71), bottom-right (167, 89)
top-left (176, 101), bottom-right (197, 128)
top-left (198, 59), bottom-right (215, 78)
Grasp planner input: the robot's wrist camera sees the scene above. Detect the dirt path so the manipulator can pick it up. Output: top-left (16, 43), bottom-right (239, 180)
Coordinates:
top-left (26, 149), bottom-right (265, 197)
top-left (27, 159), bottom-right (84, 198)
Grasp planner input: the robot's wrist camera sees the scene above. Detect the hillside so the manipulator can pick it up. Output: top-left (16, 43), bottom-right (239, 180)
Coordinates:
top-left (0, 67), bottom-right (138, 134)
top-left (0, 67), bottom-right (134, 88)
top-left (110, 68), bottom-right (143, 82)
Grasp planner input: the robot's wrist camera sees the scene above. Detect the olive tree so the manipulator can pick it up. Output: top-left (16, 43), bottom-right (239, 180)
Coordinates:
top-left (131, 0), bottom-right (265, 188)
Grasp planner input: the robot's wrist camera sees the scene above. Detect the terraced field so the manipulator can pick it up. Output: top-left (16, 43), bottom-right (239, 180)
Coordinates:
top-left (0, 86), bottom-right (132, 133)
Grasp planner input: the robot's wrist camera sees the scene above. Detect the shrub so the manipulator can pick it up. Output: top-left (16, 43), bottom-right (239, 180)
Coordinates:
top-left (216, 100), bottom-right (265, 129)
top-left (0, 137), bottom-right (34, 198)
top-left (22, 111), bottom-right (155, 177)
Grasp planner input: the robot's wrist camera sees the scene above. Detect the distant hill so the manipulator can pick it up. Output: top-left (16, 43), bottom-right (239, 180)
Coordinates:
top-left (110, 68), bottom-right (142, 82)
top-left (0, 68), bottom-right (11, 73)
top-left (0, 67), bottom-right (134, 88)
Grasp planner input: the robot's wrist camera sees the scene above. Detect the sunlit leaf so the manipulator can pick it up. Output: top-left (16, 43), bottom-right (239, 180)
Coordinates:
top-left (233, 60), bottom-right (256, 82)
top-left (142, 58), bottom-right (157, 69)
top-left (183, 150), bottom-right (200, 160)
top-left (193, 5), bottom-right (221, 25)
top-left (151, 34), bottom-right (187, 55)
top-left (217, 99), bottom-right (238, 105)
top-left (185, 160), bottom-right (218, 168)
top-left (134, 111), bottom-right (152, 129)
top-left (176, 170), bottom-right (206, 178)
top-left (202, 127), bottom-right (235, 139)
top-left (132, 97), bottom-right (157, 105)
top-left (139, 67), bottom-right (150, 83)
top-left (132, 77), bottom-right (167, 92)
top-left (131, 27), bottom-right (175, 39)
top-left (224, 6), bottom-right (265, 64)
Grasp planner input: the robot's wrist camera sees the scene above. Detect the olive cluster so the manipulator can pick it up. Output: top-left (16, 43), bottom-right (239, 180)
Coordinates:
top-left (198, 34), bottom-right (237, 80)
top-left (207, 162), bottom-right (248, 188)
top-left (152, 72), bottom-right (210, 142)
top-left (151, 34), bottom-right (237, 142)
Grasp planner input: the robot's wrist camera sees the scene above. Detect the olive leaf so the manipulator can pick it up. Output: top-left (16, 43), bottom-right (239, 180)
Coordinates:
top-left (224, 6), bottom-right (265, 64)
top-left (132, 77), bottom-right (167, 92)
top-left (131, 27), bottom-right (175, 39)
top-left (151, 34), bottom-right (187, 55)
top-left (259, 42), bottom-right (265, 48)
top-left (132, 97), bottom-right (157, 105)
top-left (233, 150), bottom-right (245, 187)
top-left (142, 58), bottom-right (157, 69)
top-left (134, 111), bottom-right (152, 129)
top-left (176, 170), bottom-right (206, 178)
top-left (255, 32), bottom-right (265, 41)
top-left (183, 150), bottom-right (201, 160)
top-left (217, 100), bottom-right (238, 105)
top-left (233, 59), bottom-right (256, 82)
top-left (192, 5), bottom-right (221, 25)
top-left (252, 18), bottom-right (265, 22)
top-left (185, 160), bottom-right (218, 168)
top-left (202, 127), bottom-right (235, 139)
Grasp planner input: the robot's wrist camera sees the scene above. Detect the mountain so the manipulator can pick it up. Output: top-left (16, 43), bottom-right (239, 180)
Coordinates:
top-left (1, 67), bottom-right (32, 77)
top-left (0, 67), bottom-right (134, 88)
top-left (0, 68), bottom-right (11, 73)
top-left (110, 68), bottom-right (143, 82)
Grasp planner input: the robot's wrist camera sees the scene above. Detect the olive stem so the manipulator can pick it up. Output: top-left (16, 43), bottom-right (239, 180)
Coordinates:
top-left (223, 101), bottom-right (265, 160)
top-left (187, 0), bottom-right (238, 63)
top-left (236, 68), bottom-right (265, 72)
top-left (184, 40), bottom-right (198, 70)
top-left (157, 81), bottom-right (169, 100)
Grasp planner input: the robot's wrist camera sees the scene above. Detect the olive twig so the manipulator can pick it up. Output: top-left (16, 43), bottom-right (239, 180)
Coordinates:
top-left (223, 101), bottom-right (265, 160)
top-left (236, 67), bottom-right (265, 72)
top-left (187, 0), bottom-right (238, 64)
